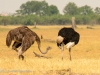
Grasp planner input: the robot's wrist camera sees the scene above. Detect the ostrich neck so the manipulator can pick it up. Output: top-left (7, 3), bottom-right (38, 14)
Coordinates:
top-left (38, 44), bottom-right (49, 54)
top-left (36, 37), bottom-right (49, 54)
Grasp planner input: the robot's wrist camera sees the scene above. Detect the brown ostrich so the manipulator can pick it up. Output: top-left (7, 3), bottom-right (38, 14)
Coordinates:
top-left (6, 26), bottom-right (51, 60)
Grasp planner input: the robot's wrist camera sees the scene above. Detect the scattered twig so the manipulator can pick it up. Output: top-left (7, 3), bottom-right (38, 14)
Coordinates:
top-left (42, 39), bottom-right (56, 43)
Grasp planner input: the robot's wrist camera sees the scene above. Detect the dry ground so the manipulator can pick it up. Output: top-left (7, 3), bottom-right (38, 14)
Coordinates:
top-left (0, 25), bottom-right (100, 75)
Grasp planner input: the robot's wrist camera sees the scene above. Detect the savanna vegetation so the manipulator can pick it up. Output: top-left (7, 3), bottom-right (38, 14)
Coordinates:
top-left (0, 0), bottom-right (100, 25)
top-left (0, 25), bottom-right (100, 75)
top-left (0, 0), bottom-right (100, 75)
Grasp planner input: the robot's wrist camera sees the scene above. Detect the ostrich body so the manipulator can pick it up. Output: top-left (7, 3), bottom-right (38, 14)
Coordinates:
top-left (56, 27), bottom-right (80, 60)
top-left (6, 26), bottom-right (51, 60)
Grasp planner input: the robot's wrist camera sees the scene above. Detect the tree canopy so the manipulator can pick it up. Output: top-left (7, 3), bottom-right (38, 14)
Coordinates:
top-left (63, 2), bottom-right (78, 15)
top-left (16, 1), bottom-right (59, 16)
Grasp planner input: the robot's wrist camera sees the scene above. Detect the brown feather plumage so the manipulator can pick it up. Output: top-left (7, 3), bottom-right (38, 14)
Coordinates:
top-left (6, 26), bottom-right (51, 60)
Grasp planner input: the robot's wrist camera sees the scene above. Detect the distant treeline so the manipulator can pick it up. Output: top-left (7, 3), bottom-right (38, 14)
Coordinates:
top-left (0, 1), bottom-right (100, 25)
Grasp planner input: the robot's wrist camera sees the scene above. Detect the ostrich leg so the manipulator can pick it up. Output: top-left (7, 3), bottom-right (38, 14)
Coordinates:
top-left (18, 46), bottom-right (24, 60)
top-left (69, 48), bottom-right (72, 61)
top-left (61, 44), bottom-right (64, 60)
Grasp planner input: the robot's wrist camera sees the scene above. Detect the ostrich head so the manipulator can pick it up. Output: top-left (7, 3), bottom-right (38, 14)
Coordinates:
top-left (56, 36), bottom-right (64, 49)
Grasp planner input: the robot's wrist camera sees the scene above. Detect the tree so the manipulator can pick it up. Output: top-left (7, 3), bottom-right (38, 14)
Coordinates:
top-left (48, 5), bottom-right (59, 15)
top-left (94, 7), bottom-right (100, 15)
top-left (78, 5), bottom-right (94, 15)
top-left (16, 0), bottom-right (59, 16)
top-left (63, 2), bottom-right (78, 15)
top-left (1, 16), bottom-right (10, 25)
top-left (16, 1), bottom-right (48, 15)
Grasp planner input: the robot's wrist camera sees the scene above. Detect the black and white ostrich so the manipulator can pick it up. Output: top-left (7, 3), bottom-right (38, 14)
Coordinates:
top-left (56, 27), bottom-right (80, 60)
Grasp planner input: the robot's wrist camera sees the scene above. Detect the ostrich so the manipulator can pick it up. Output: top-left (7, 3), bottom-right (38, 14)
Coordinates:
top-left (6, 26), bottom-right (51, 60)
top-left (56, 27), bottom-right (80, 60)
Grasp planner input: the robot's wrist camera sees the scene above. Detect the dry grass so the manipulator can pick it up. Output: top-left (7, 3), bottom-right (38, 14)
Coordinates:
top-left (0, 25), bottom-right (100, 75)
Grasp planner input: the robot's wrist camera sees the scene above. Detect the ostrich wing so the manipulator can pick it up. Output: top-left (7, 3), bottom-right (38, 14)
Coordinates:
top-left (6, 30), bottom-right (15, 47)
top-left (6, 26), bottom-right (31, 47)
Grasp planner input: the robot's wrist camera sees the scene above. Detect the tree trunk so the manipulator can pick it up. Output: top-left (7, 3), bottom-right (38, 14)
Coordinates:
top-left (72, 17), bottom-right (77, 29)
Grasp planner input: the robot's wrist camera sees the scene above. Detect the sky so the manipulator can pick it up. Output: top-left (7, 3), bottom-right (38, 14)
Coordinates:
top-left (0, 0), bottom-right (100, 14)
